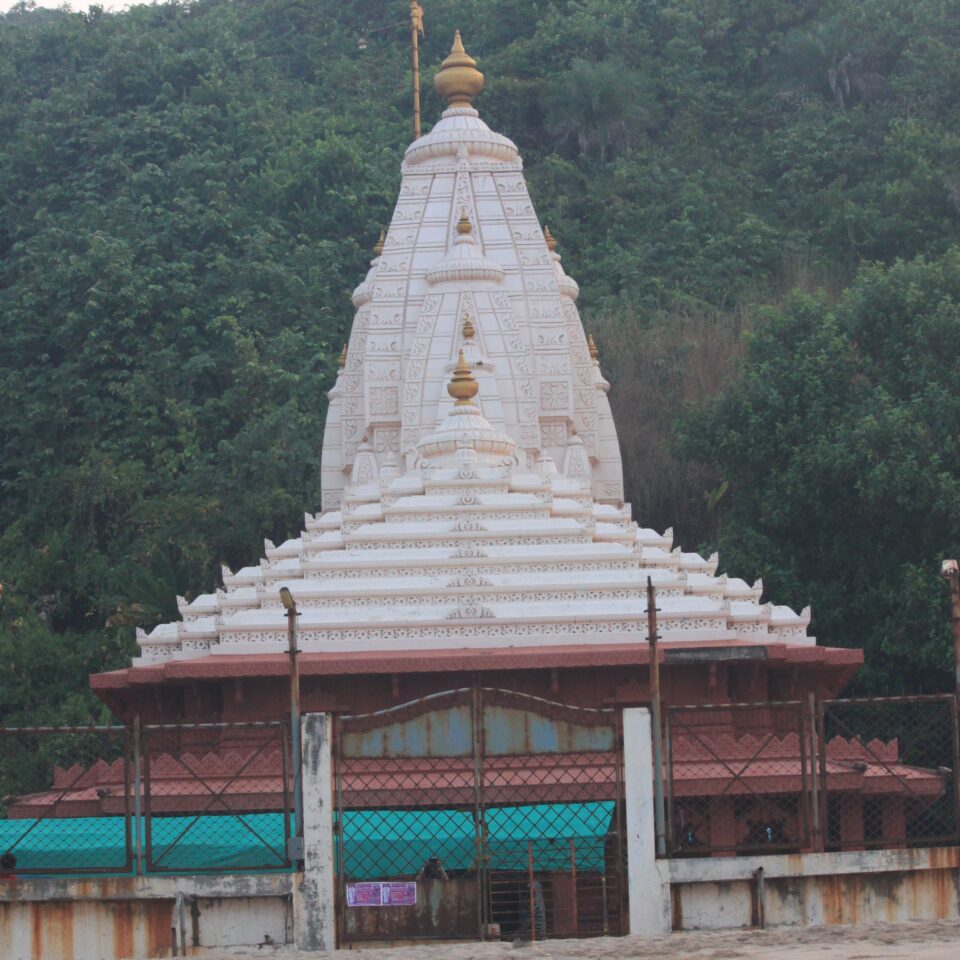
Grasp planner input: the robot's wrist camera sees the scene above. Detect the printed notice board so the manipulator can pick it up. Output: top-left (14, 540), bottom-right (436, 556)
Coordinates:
top-left (346, 881), bottom-right (417, 907)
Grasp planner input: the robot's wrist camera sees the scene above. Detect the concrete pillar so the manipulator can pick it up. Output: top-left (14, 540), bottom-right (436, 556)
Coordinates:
top-left (623, 707), bottom-right (671, 935)
top-left (293, 712), bottom-right (337, 950)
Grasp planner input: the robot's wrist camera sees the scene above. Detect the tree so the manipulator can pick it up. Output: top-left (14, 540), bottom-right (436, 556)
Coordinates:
top-left (542, 57), bottom-right (653, 164)
top-left (776, 15), bottom-right (891, 109)
top-left (677, 249), bottom-right (960, 693)
top-left (1, 0), bottom-right (959, 722)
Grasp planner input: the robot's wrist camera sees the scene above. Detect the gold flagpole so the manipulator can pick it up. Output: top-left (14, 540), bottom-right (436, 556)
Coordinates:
top-left (411, 2), bottom-right (424, 139)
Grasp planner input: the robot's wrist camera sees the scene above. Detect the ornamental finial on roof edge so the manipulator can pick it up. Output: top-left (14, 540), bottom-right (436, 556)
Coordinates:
top-left (448, 350), bottom-right (479, 405)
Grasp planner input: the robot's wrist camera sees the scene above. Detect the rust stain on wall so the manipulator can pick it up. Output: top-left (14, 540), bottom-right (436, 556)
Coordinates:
top-left (112, 900), bottom-right (135, 960)
top-left (670, 885), bottom-right (683, 930)
top-left (928, 846), bottom-right (960, 871)
top-left (918, 869), bottom-right (954, 917)
top-left (30, 901), bottom-right (43, 958)
top-left (818, 875), bottom-right (851, 925)
top-left (37, 900), bottom-right (76, 959)
top-left (817, 869), bottom-right (956, 928)
top-left (147, 899), bottom-right (174, 957)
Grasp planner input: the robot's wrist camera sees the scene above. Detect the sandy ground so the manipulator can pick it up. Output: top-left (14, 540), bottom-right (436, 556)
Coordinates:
top-left (199, 920), bottom-right (960, 959)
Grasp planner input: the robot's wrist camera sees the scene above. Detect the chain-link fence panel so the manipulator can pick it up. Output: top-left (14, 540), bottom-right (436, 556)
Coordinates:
top-left (819, 696), bottom-right (959, 850)
top-left (335, 690), bottom-right (483, 942)
top-left (0, 725), bottom-right (131, 874)
top-left (480, 690), bottom-right (624, 941)
top-left (142, 721), bottom-right (292, 873)
top-left (665, 702), bottom-right (812, 856)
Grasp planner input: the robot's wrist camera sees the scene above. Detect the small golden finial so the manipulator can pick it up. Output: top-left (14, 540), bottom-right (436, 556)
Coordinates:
top-left (448, 350), bottom-right (479, 405)
top-left (543, 225), bottom-right (557, 252)
top-left (462, 313), bottom-right (475, 340)
top-left (338, 343), bottom-right (347, 369)
top-left (435, 31), bottom-right (484, 108)
top-left (588, 334), bottom-right (599, 362)
top-left (456, 211), bottom-right (472, 235)
top-left (373, 228), bottom-right (385, 257)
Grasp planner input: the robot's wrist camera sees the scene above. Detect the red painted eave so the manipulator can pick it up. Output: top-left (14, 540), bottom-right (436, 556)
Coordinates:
top-left (89, 642), bottom-right (862, 689)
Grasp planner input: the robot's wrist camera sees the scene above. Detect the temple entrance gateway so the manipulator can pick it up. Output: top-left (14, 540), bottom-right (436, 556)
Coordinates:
top-left (333, 688), bottom-right (626, 944)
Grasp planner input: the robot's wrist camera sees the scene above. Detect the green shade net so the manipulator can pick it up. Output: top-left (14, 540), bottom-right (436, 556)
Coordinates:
top-left (340, 802), bottom-right (615, 880)
top-left (0, 813), bottom-right (291, 874)
top-left (0, 816), bottom-right (132, 872)
top-left (0, 802), bottom-right (614, 877)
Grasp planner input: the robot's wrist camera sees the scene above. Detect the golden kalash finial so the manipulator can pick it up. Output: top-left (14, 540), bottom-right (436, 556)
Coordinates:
top-left (462, 313), bottom-right (475, 340)
top-left (435, 31), bottom-right (484, 108)
top-left (456, 210), bottom-right (473, 235)
top-left (338, 343), bottom-right (348, 369)
top-left (588, 334), bottom-right (599, 362)
top-left (543, 225), bottom-right (558, 252)
top-left (373, 228), bottom-right (385, 257)
top-left (448, 350), bottom-right (479, 405)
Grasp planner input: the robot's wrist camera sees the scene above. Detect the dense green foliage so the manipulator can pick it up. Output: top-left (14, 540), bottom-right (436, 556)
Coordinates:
top-left (1, 0), bottom-right (959, 719)
top-left (677, 253), bottom-right (960, 692)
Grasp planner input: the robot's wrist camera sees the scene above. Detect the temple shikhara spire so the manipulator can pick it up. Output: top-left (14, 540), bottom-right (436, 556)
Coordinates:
top-left (129, 32), bottom-right (816, 670)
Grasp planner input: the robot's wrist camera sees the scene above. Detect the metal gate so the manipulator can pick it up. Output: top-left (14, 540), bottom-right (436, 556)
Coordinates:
top-left (333, 688), bottom-right (625, 944)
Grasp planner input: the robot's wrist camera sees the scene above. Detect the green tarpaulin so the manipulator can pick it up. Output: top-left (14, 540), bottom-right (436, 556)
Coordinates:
top-left (0, 802), bottom-right (615, 877)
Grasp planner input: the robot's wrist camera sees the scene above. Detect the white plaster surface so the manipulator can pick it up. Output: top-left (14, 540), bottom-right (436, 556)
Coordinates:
top-left (136, 82), bottom-right (815, 667)
top-left (294, 713), bottom-right (336, 952)
top-left (622, 707), bottom-right (671, 936)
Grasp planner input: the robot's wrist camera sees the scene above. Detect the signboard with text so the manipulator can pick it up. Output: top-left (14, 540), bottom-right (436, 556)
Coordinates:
top-left (346, 881), bottom-right (417, 907)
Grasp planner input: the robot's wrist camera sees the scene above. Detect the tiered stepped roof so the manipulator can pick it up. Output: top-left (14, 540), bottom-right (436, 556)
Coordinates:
top-left (131, 34), bottom-right (816, 670)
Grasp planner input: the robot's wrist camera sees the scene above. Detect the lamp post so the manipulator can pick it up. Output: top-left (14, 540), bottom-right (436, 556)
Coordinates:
top-left (280, 586), bottom-right (304, 860)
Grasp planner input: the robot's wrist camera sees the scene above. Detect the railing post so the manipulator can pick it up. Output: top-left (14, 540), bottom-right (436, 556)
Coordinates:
top-left (527, 841), bottom-right (536, 943)
top-left (282, 590), bottom-right (304, 862)
top-left (133, 715), bottom-right (143, 876)
top-left (816, 696), bottom-right (829, 852)
top-left (471, 683), bottom-right (486, 939)
top-left (647, 577), bottom-right (667, 858)
top-left (951, 693), bottom-right (960, 839)
top-left (569, 838), bottom-right (578, 936)
top-left (807, 692), bottom-right (820, 851)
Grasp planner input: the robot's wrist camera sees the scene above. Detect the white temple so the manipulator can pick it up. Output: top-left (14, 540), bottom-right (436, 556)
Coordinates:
top-left (134, 34), bottom-right (812, 667)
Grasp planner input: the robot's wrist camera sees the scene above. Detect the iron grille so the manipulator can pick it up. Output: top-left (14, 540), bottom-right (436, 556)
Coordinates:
top-left (142, 721), bottom-right (292, 873)
top-left (0, 725), bottom-right (131, 875)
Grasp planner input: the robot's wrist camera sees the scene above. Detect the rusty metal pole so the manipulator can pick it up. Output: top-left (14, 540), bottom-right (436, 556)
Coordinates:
top-left (945, 560), bottom-right (960, 834)
top-left (647, 576), bottom-right (667, 858)
top-left (942, 560), bottom-right (960, 695)
top-left (471, 683), bottom-right (485, 939)
top-left (280, 586), bottom-right (304, 860)
top-left (133, 715), bottom-right (143, 876)
top-left (528, 840), bottom-right (536, 943)
top-left (807, 691), bottom-right (821, 851)
top-left (569, 838), bottom-right (578, 936)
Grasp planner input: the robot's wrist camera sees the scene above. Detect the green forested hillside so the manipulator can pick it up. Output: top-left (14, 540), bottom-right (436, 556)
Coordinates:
top-left (1, 0), bottom-right (959, 719)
